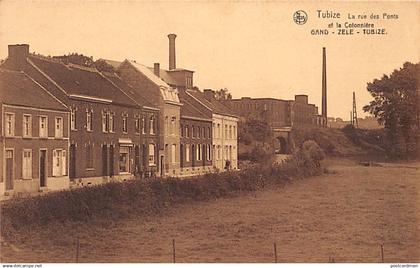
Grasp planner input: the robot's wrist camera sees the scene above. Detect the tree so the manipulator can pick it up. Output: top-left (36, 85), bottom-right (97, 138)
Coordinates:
top-left (363, 62), bottom-right (420, 158)
top-left (214, 88), bottom-right (232, 100)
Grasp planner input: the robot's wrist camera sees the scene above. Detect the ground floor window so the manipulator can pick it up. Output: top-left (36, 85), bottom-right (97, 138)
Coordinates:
top-left (207, 145), bottom-right (211, 161)
top-left (119, 146), bottom-right (130, 173)
top-left (171, 144), bottom-right (176, 163)
top-left (186, 144), bottom-right (190, 162)
top-left (149, 144), bottom-right (155, 166)
top-left (53, 149), bottom-right (67, 176)
top-left (22, 149), bottom-right (32, 179)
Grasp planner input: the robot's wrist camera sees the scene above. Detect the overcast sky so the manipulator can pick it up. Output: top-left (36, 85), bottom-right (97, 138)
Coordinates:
top-left (1, 1), bottom-right (418, 119)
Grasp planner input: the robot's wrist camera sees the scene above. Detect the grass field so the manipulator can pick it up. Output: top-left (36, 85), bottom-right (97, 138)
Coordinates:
top-left (1, 158), bottom-right (419, 263)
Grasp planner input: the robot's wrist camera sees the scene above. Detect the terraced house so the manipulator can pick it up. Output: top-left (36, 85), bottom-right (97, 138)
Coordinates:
top-left (0, 68), bottom-right (69, 196)
top-left (1, 44), bottom-right (159, 185)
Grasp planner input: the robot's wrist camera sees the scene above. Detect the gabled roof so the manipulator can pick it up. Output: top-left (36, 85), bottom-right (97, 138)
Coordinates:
top-left (187, 89), bottom-right (238, 118)
top-left (28, 55), bottom-right (137, 107)
top-left (0, 69), bottom-right (68, 111)
top-left (127, 60), bottom-right (171, 88)
top-left (178, 92), bottom-right (210, 121)
top-left (100, 71), bottom-right (157, 110)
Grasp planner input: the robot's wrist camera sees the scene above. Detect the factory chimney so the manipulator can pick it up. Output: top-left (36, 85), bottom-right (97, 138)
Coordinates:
top-left (322, 47), bottom-right (327, 125)
top-left (168, 34), bottom-right (177, 70)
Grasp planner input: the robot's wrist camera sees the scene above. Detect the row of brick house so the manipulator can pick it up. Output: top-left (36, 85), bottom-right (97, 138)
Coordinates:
top-left (1, 36), bottom-right (239, 196)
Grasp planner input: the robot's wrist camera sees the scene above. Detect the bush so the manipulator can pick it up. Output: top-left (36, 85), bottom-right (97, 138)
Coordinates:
top-left (1, 148), bottom-right (325, 237)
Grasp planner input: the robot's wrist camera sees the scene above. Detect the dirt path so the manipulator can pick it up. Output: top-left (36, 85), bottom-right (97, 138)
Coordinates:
top-left (1, 158), bottom-right (419, 263)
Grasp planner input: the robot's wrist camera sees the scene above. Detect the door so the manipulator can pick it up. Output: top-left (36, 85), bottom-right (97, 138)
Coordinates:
top-left (102, 144), bottom-right (108, 176)
top-left (40, 150), bottom-right (47, 187)
top-left (69, 144), bottom-right (76, 179)
top-left (5, 150), bottom-right (13, 190)
top-left (160, 155), bottom-right (164, 177)
top-left (109, 145), bottom-right (114, 176)
top-left (134, 145), bottom-right (140, 175)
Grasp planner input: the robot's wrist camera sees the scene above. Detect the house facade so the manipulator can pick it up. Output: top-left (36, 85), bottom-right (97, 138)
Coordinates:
top-left (0, 69), bottom-right (69, 196)
top-left (117, 60), bottom-right (182, 177)
top-left (1, 44), bottom-right (158, 185)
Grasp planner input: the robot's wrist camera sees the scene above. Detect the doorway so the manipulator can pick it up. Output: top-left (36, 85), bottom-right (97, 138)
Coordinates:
top-left (102, 144), bottom-right (108, 176)
top-left (69, 144), bottom-right (76, 180)
top-left (40, 149), bottom-right (47, 187)
top-left (5, 150), bottom-right (13, 190)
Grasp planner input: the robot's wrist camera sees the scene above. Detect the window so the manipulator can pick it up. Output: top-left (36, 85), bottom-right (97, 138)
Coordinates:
top-left (229, 125), bottom-right (232, 139)
top-left (122, 114), bottom-right (128, 133)
top-left (55, 117), bottom-right (63, 138)
top-left (207, 145), bottom-right (211, 161)
top-left (196, 144), bottom-right (202, 161)
top-left (212, 123), bottom-right (215, 137)
top-left (197, 127), bottom-right (201, 138)
top-left (225, 125), bottom-right (228, 138)
top-left (23, 114), bottom-right (32, 137)
top-left (208, 127), bottom-right (211, 139)
top-left (102, 112), bottom-right (107, 132)
top-left (109, 113), bottom-right (114, 132)
top-left (180, 124), bottom-right (183, 137)
top-left (185, 126), bottom-right (189, 138)
top-left (86, 143), bottom-right (93, 169)
top-left (141, 117), bottom-right (146, 134)
top-left (185, 144), bottom-right (190, 162)
top-left (70, 107), bottom-right (77, 130)
top-left (171, 144), bottom-right (177, 163)
top-left (217, 124), bottom-right (221, 138)
top-left (217, 146), bottom-right (221, 160)
top-left (192, 126), bottom-right (195, 138)
top-left (203, 127), bottom-right (206, 138)
top-left (149, 144), bottom-right (155, 165)
top-left (39, 116), bottom-right (48, 138)
top-left (86, 110), bottom-right (93, 131)
top-left (22, 150), bottom-right (32, 179)
top-left (119, 146), bottom-right (130, 173)
top-left (5, 113), bottom-right (15, 136)
top-left (171, 117), bottom-right (176, 135)
top-left (165, 116), bottom-right (169, 133)
top-left (233, 126), bottom-right (236, 138)
top-left (135, 117), bottom-right (140, 134)
top-left (149, 116), bottom-right (155, 134)
top-left (53, 149), bottom-right (67, 176)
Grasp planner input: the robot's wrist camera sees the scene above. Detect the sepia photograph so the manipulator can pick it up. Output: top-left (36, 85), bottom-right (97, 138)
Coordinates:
top-left (0, 0), bottom-right (419, 266)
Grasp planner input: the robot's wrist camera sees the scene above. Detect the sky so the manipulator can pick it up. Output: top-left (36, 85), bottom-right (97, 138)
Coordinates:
top-left (0, 1), bottom-right (418, 119)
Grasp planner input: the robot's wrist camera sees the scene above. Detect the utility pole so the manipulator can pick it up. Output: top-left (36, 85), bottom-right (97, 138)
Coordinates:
top-left (352, 92), bottom-right (358, 128)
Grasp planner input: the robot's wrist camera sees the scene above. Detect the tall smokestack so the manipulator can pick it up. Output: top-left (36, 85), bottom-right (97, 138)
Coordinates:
top-left (168, 34), bottom-right (177, 70)
top-left (322, 47), bottom-right (327, 124)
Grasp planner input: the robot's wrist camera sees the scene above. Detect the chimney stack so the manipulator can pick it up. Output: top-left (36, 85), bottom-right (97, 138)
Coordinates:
top-left (8, 44), bottom-right (30, 70)
top-left (168, 34), bottom-right (177, 70)
top-left (203, 89), bottom-right (215, 100)
top-left (322, 47), bottom-right (327, 124)
top-left (154, 63), bottom-right (160, 77)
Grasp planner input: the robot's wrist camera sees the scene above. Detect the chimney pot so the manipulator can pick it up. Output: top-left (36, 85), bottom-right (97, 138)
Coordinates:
top-left (154, 63), bottom-right (160, 77)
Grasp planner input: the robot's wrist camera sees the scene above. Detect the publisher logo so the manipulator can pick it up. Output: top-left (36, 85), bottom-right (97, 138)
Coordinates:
top-left (293, 10), bottom-right (308, 25)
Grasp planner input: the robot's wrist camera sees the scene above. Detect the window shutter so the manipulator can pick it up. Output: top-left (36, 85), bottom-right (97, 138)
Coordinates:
top-left (52, 150), bottom-right (57, 176)
top-left (62, 150), bottom-right (67, 176)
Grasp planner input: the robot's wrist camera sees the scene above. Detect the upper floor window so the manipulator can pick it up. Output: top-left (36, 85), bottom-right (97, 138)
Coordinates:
top-left (23, 114), bottom-right (32, 137)
top-left (39, 116), bottom-right (48, 138)
top-left (135, 117), bottom-right (140, 134)
top-left (141, 117), bottom-right (146, 134)
top-left (5, 113), bottom-right (15, 136)
top-left (170, 117), bottom-right (176, 135)
top-left (225, 125), bottom-right (228, 138)
top-left (122, 114), bottom-right (128, 133)
top-left (185, 125), bottom-right (189, 138)
top-left (208, 127), bottom-right (211, 139)
top-left (229, 125), bottom-right (232, 139)
top-left (109, 113), bottom-right (114, 132)
top-left (55, 117), bottom-right (63, 138)
top-left (86, 109), bottom-right (93, 131)
top-left (197, 126), bottom-right (201, 138)
top-left (70, 107), bottom-right (77, 130)
top-left (233, 126), bottom-right (236, 138)
top-left (102, 111), bottom-right (110, 133)
top-left (149, 116), bottom-right (155, 135)
top-left (192, 126), bottom-right (195, 138)
top-left (217, 124), bottom-right (221, 138)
